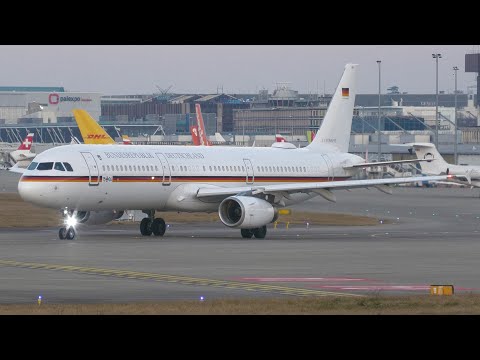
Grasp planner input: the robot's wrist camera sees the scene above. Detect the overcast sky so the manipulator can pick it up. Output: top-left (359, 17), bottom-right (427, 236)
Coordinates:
top-left (0, 45), bottom-right (478, 95)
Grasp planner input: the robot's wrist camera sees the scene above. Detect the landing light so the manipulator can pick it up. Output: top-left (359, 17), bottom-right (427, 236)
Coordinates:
top-left (65, 216), bottom-right (77, 228)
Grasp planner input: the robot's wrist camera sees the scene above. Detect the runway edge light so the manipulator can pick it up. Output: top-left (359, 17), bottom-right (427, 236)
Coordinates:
top-left (430, 285), bottom-right (454, 296)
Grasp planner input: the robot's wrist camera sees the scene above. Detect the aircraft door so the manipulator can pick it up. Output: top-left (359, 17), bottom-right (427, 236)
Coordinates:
top-left (155, 153), bottom-right (171, 185)
top-left (243, 159), bottom-right (254, 184)
top-left (321, 154), bottom-right (334, 181)
top-left (81, 152), bottom-right (100, 186)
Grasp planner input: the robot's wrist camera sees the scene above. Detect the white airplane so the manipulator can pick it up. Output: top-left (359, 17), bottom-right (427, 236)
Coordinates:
top-left (8, 133), bottom-right (36, 166)
top-left (407, 142), bottom-right (480, 187)
top-left (16, 64), bottom-right (450, 240)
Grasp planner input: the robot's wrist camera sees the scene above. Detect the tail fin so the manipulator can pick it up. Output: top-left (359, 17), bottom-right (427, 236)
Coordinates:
top-left (72, 109), bottom-right (115, 145)
top-left (190, 125), bottom-right (201, 145)
top-left (17, 133), bottom-right (34, 151)
top-left (306, 63), bottom-right (358, 152)
top-left (408, 142), bottom-right (450, 175)
top-left (215, 132), bottom-right (226, 143)
top-left (195, 103), bottom-right (211, 146)
top-left (275, 134), bottom-right (286, 142)
top-left (122, 135), bottom-right (132, 145)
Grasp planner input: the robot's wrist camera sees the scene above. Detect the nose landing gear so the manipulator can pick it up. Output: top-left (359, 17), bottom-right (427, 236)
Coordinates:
top-left (58, 208), bottom-right (77, 240)
top-left (58, 226), bottom-right (76, 240)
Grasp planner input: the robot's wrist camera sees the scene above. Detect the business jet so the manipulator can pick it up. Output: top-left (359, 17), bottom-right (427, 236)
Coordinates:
top-left (407, 142), bottom-right (480, 187)
top-left (17, 64), bottom-right (450, 240)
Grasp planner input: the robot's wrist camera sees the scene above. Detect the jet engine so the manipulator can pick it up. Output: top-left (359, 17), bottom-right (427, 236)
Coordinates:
top-left (218, 196), bottom-right (278, 229)
top-left (73, 210), bottom-right (124, 225)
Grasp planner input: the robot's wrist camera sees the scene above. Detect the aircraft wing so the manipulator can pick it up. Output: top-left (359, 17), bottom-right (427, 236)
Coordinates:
top-left (343, 158), bottom-right (432, 169)
top-left (7, 163), bottom-right (26, 174)
top-left (196, 175), bottom-right (453, 198)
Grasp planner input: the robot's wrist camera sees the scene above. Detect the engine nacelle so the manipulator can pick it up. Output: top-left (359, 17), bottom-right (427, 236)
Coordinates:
top-left (74, 210), bottom-right (124, 225)
top-left (219, 196), bottom-right (277, 229)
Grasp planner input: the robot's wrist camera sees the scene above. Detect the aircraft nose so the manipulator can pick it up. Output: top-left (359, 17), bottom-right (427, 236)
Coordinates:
top-left (18, 177), bottom-right (38, 204)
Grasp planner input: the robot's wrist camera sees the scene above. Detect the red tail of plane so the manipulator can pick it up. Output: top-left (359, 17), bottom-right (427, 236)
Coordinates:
top-left (122, 135), bottom-right (132, 145)
top-left (275, 134), bottom-right (286, 142)
top-left (17, 133), bottom-right (34, 150)
top-left (195, 104), bottom-right (212, 146)
top-left (190, 125), bottom-right (201, 145)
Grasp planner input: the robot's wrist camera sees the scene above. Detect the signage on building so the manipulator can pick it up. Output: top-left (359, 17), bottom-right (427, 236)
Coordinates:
top-left (48, 93), bottom-right (92, 105)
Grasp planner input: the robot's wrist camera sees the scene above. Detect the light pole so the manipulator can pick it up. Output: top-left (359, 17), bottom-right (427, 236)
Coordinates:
top-left (432, 53), bottom-right (442, 148)
top-left (377, 60), bottom-right (381, 161)
top-left (453, 66), bottom-right (459, 165)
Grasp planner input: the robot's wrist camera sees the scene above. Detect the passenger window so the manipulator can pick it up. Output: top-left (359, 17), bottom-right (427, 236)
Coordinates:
top-left (37, 162), bottom-right (53, 170)
top-left (120, 165), bottom-right (123, 171)
top-left (214, 166), bottom-right (217, 171)
top-left (242, 166), bottom-right (245, 171)
top-left (102, 165), bottom-right (105, 171)
top-left (171, 165), bottom-right (174, 171)
top-left (27, 162), bottom-right (38, 170)
top-left (63, 163), bottom-right (74, 172)
top-left (142, 166), bottom-right (145, 171)
top-left (155, 166), bottom-right (159, 171)
top-left (303, 167), bottom-right (306, 172)
top-left (222, 166), bottom-right (225, 171)
top-left (129, 165), bottom-right (132, 171)
top-left (203, 166), bottom-right (206, 171)
top-left (54, 162), bottom-right (65, 171)
top-left (209, 166), bottom-right (212, 171)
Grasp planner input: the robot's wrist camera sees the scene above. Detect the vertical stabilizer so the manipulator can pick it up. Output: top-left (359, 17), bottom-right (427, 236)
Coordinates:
top-left (409, 143), bottom-right (450, 175)
top-left (195, 104), bottom-right (211, 146)
top-left (307, 63), bottom-right (358, 152)
top-left (72, 109), bottom-right (115, 145)
top-left (17, 133), bottom-right (34, 151)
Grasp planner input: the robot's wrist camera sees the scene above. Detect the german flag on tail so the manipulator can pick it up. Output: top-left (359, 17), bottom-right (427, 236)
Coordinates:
top-left (342, 88), bottom-right (349, 97)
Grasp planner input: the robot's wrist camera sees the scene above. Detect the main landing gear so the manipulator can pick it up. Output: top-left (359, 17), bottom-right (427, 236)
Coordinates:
top-left (240, 225), bottom-right (267, 239)
top-left (140, 210), bottom-right (166, 237)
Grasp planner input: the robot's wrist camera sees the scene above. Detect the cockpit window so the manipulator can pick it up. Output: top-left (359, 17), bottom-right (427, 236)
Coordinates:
top-left (54, 162), bottom-right (65, 171)
top-left (37, 162), bottom-right (54, 170)
top-left (63, 162), bottom-right (73, 172)
top-left (27, 162), bottom-right (38, 170)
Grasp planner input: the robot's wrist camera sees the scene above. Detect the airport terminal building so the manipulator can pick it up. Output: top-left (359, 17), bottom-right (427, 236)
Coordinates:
top-left (0, 86), bottom-right (101, 125)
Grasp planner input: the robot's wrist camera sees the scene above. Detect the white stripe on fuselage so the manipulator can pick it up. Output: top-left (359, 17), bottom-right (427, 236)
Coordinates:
top-left (18, 144), bottom-right (365, 211)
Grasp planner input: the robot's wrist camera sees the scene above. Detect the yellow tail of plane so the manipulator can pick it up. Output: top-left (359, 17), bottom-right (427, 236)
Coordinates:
top-left (72, 109), bottom-right (115, 144)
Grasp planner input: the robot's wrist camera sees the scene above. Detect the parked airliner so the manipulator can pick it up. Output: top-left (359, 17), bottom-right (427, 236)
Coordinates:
top-left (17, 64), bottom-right (450, 240)
top-left (3, 133), bottom-right (36, 168)
top-left (407, 142), bottom-right (480, 187)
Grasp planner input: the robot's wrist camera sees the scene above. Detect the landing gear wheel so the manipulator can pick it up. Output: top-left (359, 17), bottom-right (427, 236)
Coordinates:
top-left (152, 218), bottom-right (166, 236)
top-left (241, 229), bottom-right (254, 239)
top-left (253, 225), bottom-right (267, 239)
top-left (140, 218), bottom-right (152, 236)
top-left (58, 227), bottom-right (67, 240)
top-left (65, 227), bottom-right (76, 240)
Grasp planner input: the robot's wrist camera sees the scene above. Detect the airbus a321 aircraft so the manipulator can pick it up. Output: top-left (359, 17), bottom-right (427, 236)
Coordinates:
top-left (17, 64), bottom-right (451, 240)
